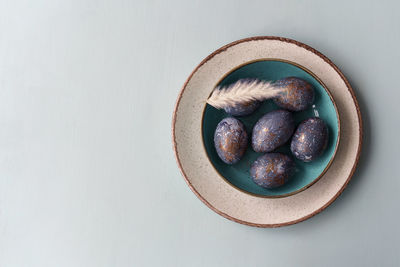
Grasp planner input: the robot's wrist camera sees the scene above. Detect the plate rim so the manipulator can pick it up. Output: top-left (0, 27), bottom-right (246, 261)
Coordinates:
top-left (172, 36), bottom-right (363, 227)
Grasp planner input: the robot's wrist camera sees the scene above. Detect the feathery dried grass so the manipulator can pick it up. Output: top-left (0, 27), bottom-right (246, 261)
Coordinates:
top-left (206, 79), bottom-right (283, 109)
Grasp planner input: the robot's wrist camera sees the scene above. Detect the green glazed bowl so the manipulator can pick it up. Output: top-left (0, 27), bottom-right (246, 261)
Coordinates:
top-left (202, 59), bottom-right (340, 198)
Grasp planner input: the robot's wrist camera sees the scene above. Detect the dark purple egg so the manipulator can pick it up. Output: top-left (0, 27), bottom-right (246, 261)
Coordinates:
top-left (224, 101), bottom-right (260, 116)
top-left (291, 117), bottom-right (329, 162)
top-left (273, 77), bottom-right (314, 111)
top-left (251, 110), bottom-right (295, 153)
top-left (214, 117), bottom-right (248, 164)
top-left (250, 153), bottom-right (295, 189)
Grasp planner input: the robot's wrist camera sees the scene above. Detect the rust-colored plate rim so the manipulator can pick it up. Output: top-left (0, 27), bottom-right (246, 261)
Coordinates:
top-left (200, 58), bottom-right (341, 198)
top-left (171, 36), bottom-right (363, 228)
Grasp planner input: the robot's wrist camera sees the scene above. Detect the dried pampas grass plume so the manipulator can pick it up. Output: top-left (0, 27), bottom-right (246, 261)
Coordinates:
top-left (206, 79), bottom-right (283, 109)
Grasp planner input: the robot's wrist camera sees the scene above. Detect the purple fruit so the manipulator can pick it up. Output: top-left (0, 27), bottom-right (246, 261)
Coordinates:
top-left (273, 77), bottom-right (314, 111)
top-left (224, 101), bottom-right (260, 116)
top-left (250, 153), bottom-right (295, 189)
top-left (291, 117), bottom-right (329, 162)
top-left (251, 110), bottom-right (295, 153)
top-left (214, 117), bottom-right (248, 164)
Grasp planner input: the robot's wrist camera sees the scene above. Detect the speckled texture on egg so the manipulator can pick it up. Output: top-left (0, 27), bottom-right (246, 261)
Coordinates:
top-left (291, 117), bottom-right (329, 162)
top-left (273, 77), bottom-right (315, 111)
top-left (224, 101), bottom-right (260, 116)
top-left (250, 153), bottom-right (295, 189)
top-left (251, 110), bottom-right (295, 153)
top-left (214, 117), bottom-right (248, 164)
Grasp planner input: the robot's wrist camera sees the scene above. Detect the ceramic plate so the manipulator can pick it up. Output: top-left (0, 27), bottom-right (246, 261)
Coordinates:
top-left (172, 36), bottom-right (362, 227)
top-left (202, 60), bottom-right (340, 197)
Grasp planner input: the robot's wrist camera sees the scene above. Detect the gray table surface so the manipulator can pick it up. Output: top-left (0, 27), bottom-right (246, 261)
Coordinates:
top-left (0, 0), bottom-right (399, 266)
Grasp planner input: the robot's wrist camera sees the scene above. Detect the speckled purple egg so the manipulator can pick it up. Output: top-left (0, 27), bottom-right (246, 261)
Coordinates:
top-left (291, 117), bottom-right (329, 162)
top-left (214, 117), bottom-right (248, 164)
top-left (224, 101), bottom-right (260, 116)
top-left (250, 153), bottom-right (295, 189)
top-left (273, 77), bottom-right (315, 111)
top-left (251, 110), bottom-right (295, 153)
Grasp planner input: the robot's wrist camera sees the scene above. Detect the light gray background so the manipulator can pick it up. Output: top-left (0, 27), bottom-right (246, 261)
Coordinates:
top-left (0, 0), bottom-right (398, 266)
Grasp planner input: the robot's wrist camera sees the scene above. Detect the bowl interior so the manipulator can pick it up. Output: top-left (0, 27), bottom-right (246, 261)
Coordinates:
top-left (202, 60), bottom-right (339, 197)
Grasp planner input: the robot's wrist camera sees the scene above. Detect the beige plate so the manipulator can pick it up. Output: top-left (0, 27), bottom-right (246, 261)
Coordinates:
top-left (172, 36), bottom-right (362, 227)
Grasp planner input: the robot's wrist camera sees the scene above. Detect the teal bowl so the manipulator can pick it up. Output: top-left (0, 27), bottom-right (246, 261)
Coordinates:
top-left (202, 60), bottom-right (340, 198)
